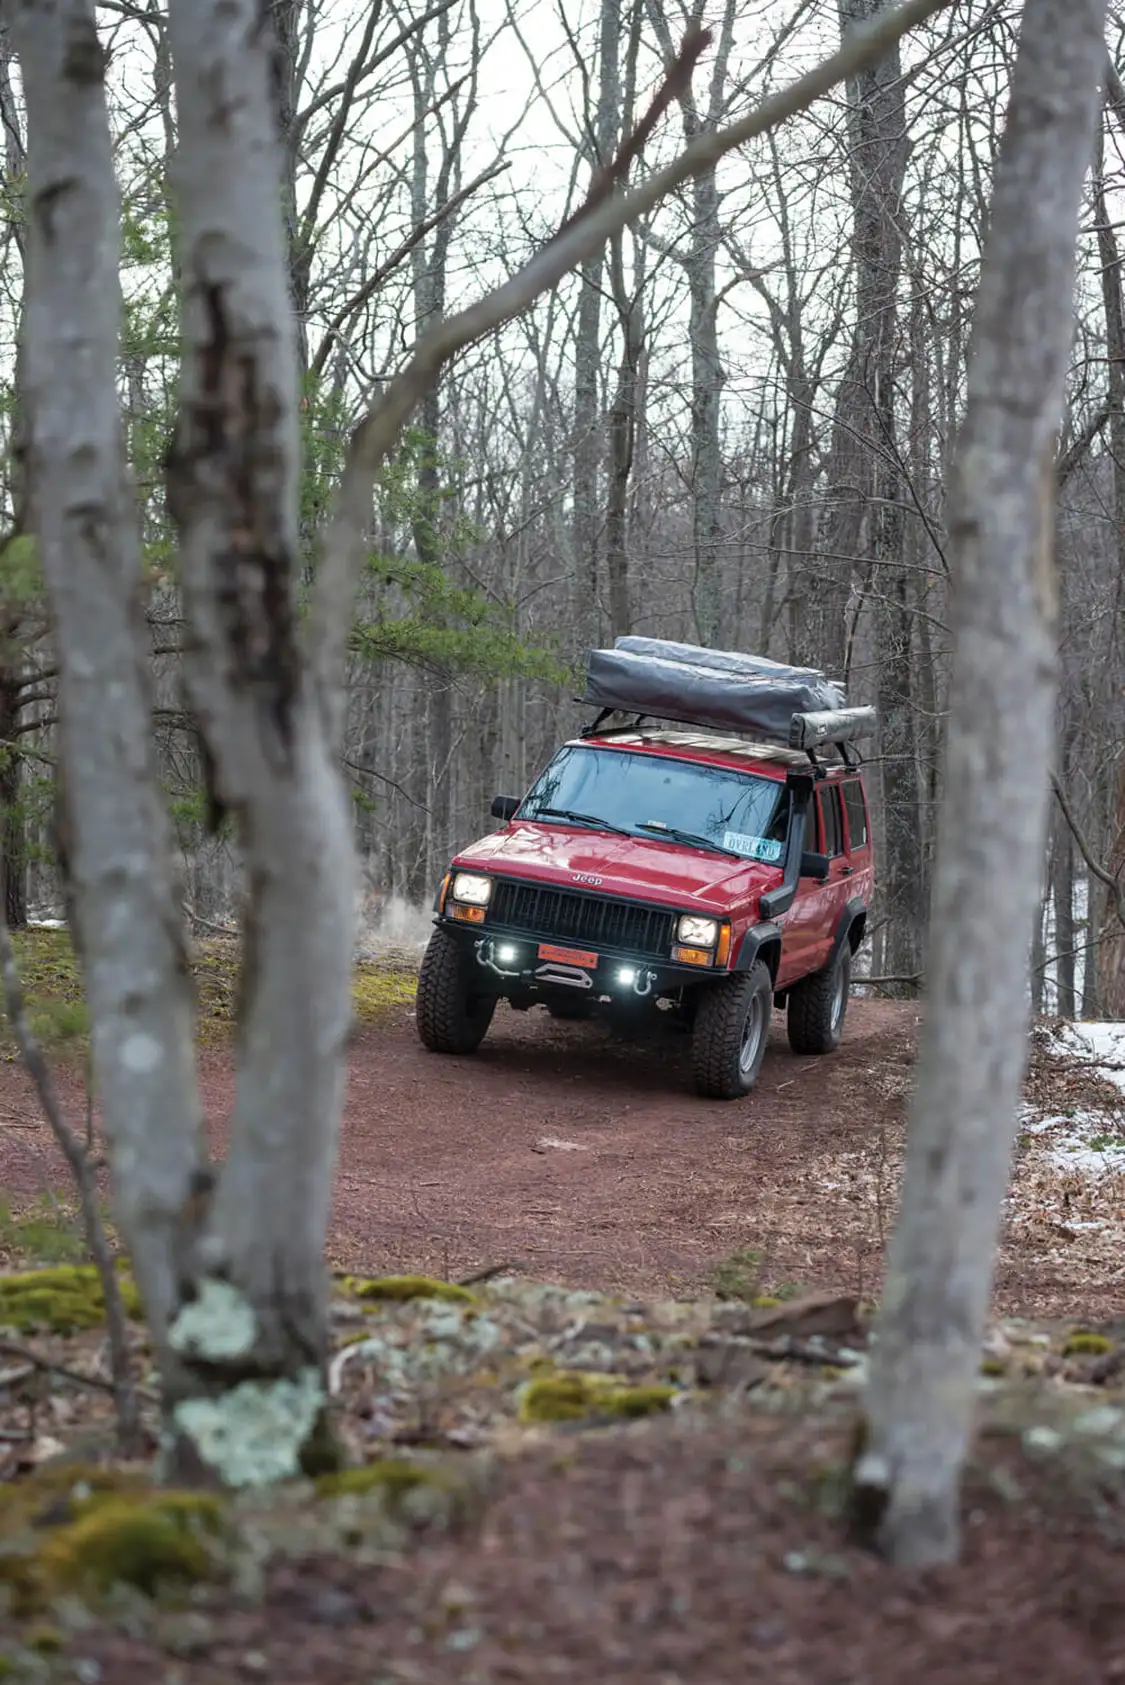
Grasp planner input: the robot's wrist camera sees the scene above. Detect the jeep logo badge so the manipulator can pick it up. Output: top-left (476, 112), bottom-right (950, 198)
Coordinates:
top-left (573, 871), bottom-right (603, 886)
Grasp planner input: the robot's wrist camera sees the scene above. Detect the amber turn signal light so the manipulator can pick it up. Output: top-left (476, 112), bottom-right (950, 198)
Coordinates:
top-left (672, 944), bottom-right (713, 966)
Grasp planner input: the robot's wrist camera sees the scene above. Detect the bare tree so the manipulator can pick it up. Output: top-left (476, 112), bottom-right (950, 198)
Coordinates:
top-left (571, 0), bottom-right (623, 648)
top-left (1093, 74), bottom-right (1125, 1016)
top-left (646, 0), bottom-right (737, 646)
top-left (850, 0), bottom-right (1108, 1566)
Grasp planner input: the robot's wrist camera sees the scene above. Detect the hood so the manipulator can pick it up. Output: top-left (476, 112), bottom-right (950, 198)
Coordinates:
top-left (453, 821), bottom-right (781, 913)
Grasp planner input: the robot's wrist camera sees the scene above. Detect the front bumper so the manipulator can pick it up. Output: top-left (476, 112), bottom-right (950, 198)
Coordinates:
top-left (434, 913), bottom-right (724, 998)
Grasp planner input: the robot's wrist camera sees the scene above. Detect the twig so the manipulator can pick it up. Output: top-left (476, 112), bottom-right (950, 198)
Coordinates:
top-left (456, 1260), bottom-right (525, 1287)
top-left (0, 912), bottom-right (142, 1453)
top-left (1051, 773), bottom-right (1125, 928)
top-left (0, 1339), bottom-right (157, 1403)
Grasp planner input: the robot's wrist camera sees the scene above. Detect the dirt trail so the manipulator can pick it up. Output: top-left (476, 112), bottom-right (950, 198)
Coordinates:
top-left (0, 997), bottom-right (911, 1298)
top-left (0, 994), bottom-right (1114, 1314)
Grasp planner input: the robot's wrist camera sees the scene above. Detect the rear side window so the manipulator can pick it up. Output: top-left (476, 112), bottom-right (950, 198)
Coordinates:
top-left (819, 786), bottom-right (845, 857)
top-left (842, 780), bottom-right (868, 851)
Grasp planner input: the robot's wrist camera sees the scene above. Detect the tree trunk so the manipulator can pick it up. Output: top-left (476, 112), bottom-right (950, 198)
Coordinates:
top-left (571, 0), bottom-right (621, 650)
top-left (1100, 763), bottom-right (1125, 1016)
top-left (1051, 801), bottom-right (1077, 1018)
top-left (1093, 101), bottom-right (1125, 1018)
top-left (0, 667), bottom-right (25, 928)
top-left (850, 0), bottom-right (1107, 1566)
top-left (11, 0), bottom-right (204, 1364)
top-left (646, 0), bottom-right (735, 648)
top-left (830, 0), bottom-right (921, 986)
top-left (160, 0), bottom-right (356, 1480)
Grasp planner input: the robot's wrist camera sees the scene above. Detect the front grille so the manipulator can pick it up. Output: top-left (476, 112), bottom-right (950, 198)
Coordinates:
top-left (489, 878), bottom-right (677, 959)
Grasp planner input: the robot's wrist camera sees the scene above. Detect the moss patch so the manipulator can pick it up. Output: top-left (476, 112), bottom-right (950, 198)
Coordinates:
top-left (0, 1195), bottom-right (93, 1267)
top-left (351, 964), bottom-right (418, 1022)
top-left (316, 1458), bottom-right (458, 1504)
top-left (1, 930), bottom-right (88, 1055)
top-left (518, 1373), bottom-right (678, 1425)
top-left (343, 1274), bottom-right (477, 1305)
top-left (0, 1264), bottom-right (142, 1334)
top-left (2, 932), bottom-right (417, 1058)
top-left (1063, 1331), bottom-right (1114, 1357)
top-left (38, 1492), bottom-right (223, 1597)
top-left (0, 1466), bottom-right (225, 1612)
top-left (709, 1249), bottom-right (764, 1302)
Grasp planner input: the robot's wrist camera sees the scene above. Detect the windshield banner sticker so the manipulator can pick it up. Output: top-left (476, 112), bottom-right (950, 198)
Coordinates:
top-left (723, 831), bottom-right (783, 863)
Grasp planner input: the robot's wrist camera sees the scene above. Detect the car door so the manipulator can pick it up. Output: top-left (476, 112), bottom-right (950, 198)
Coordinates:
top-left (840, 776), bottom-right (874, 906)
top-left (813, 782), bottom-right (853, 969)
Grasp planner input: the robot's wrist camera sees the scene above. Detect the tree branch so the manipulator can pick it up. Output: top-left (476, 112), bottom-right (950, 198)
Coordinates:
top-left (308, 158), bottom-right (510, 382)
top-left (1056, 404), bottom-right (1109, 484)
top-left (0, 907), bottom-right (140, 1451)
top-left (1051, 772), bottom-right (1125, 926)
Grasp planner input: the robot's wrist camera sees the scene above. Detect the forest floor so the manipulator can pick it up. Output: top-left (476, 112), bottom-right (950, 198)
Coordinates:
top-left (0, 931), bottom-right (1123, 1680)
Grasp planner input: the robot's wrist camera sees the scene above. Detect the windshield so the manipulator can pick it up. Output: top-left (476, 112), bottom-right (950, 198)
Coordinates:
top-left (518, 745), bottom-right (790, 863)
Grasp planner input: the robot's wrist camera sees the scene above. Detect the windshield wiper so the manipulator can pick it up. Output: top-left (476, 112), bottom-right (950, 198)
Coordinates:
top-left (536, 806), bottom-right (633, 838)
top-left (636, 820), bottom-right (743, 859)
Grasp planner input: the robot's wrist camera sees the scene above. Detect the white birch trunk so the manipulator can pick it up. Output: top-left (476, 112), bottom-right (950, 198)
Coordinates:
top-left (852, 0), bottom-right (1108, 1566)
top-left (160, 0), bottom-right (357, 1478)
top-left (8, 0), bottom-right (203, 1351)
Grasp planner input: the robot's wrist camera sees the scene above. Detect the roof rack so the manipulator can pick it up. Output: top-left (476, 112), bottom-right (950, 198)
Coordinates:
top-left (579, 637), bottom-right (875, 765)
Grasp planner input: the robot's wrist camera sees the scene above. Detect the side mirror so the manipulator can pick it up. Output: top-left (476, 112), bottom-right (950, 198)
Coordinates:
top-left (799, 851), bottom-right (831, 882)
top-left (491, 795), bottom-right (519, 821)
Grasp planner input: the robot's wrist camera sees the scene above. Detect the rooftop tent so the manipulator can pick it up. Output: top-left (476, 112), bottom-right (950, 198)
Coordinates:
top-left (613, 636), bottom-right (845, 707)
top-left (581, 638), bottom-right (874, 750)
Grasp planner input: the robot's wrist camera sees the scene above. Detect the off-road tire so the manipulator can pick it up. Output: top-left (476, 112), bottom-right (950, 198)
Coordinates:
top-left (416, 929), bottom-right (496, 1055)
top-left (690, 961), bottom-right (773, 1100)
top-left (786, 945), bottom-right (851, 1055)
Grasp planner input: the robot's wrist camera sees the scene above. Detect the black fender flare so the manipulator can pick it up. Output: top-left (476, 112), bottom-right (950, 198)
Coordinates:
top-left (828, 896), bottom-right (868, 970)
top-left (732, 921), bottom-right (784, 983)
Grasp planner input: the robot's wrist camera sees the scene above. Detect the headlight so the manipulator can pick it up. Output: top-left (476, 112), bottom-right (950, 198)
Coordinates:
top-left (677, 914), bottom-right (718, 947)
top-left (451, 872), bottom-right (493, 906)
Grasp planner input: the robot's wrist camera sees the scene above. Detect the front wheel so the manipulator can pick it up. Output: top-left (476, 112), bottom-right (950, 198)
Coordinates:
top-left (690, 961), bottom-right (773, 1100)
top-left (416, 930), bottom-right (496, 1055)
top-left (786, 946), bottom-right (851, 1055)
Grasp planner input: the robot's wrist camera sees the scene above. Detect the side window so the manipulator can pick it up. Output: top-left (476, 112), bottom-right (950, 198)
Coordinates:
top-left (842, 780), bottom-right (868, 852)
top-left (819, 787), bottom-right (844, 857)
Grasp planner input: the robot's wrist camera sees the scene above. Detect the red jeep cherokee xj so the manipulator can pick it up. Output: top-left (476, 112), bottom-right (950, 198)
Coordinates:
top-left (416, 638), bottom-right (875, 1100)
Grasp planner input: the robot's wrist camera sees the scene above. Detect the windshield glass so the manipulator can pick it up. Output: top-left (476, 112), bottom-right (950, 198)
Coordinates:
top-left (518, 745), bottom-right (790, 863)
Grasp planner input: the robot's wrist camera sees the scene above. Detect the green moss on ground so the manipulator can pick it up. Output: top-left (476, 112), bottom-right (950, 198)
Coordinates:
top-left (0, 1196), bottom-right (93, 1267)
top-left (343, 1274), bottom-right (477, 1305)
top-left (0, 1264), bottom-right (142, 1334)
top-left (518, 1372), bottom-right (678, 1424)
top-left (0, 930), bottom-right (88, 1055)
top-left (709, 1249), bottom-right (764, 1302)
top-left (38, 1492), bottom-right (224, 1597)
top-left (1, 929), bottom-right (417, 1056)
top-left (316, 1458), bottom-right (461, 1504)
top-left (352, 964), bottom-right (418, 1022)
top-left (1063, 1331), bottom-right (1114, 1356)
top-left (0, 1466), bottom-right (225, 1612)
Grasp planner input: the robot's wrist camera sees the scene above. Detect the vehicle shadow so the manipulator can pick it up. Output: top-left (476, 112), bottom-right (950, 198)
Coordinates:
top-left (461, 1003), bottom-right (797, 1100)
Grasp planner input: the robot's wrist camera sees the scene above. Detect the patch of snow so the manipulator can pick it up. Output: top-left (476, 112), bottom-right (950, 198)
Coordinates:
top-left (1022, 1109), bottom-right (1125, 1176)
top-left (1049, 1022), bottom-right (1125, 1095)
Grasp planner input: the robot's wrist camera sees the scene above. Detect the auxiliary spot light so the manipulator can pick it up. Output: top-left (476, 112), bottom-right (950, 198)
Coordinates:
top-left (497, 943), bottom-right (518, 964)
top-left (617, 967), bottom-right (637, 986)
